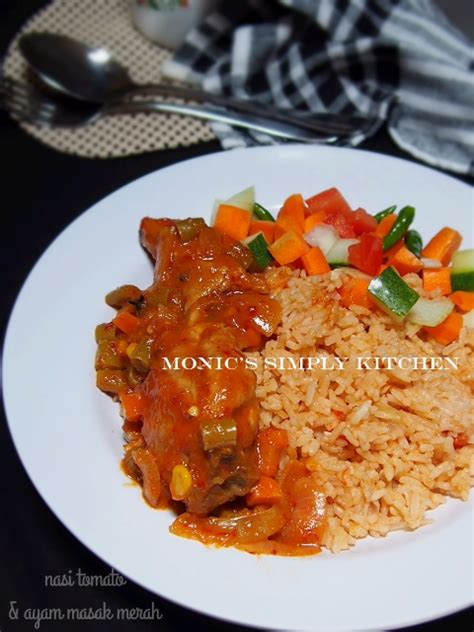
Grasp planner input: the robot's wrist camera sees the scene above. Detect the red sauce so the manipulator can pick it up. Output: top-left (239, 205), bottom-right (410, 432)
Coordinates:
top-left (96, 218), bottom-right (326, 555)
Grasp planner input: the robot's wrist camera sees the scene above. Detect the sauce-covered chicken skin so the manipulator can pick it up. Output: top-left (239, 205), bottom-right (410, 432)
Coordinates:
top-left (95, 217), bottom-right (326, 554)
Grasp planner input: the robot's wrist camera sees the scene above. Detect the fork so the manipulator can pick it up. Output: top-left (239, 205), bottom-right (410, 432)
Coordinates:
top-left (0, 76), bottom-right (349, 143)
top-left (120, 82), bottom-right (374, 137)
top-left (0, 75), bottom-right (373, 142)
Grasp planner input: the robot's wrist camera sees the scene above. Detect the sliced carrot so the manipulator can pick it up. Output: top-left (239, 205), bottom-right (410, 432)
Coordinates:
top-left (338, 278), bottom-right (372, 309)
top-left (423, 267), bottom-right (452, 296)
top-left (303, 210), bottom-right (328, 233)
top-left (120, 391), bottom-right (145, 422)
top-left (257, 427), bottom-right (289, 477)
top-left (246, 476), bottom-right (284, 507)
top-left (269, 230), bottom-right (310, 265)
top-left (424, 311), bottom-right (463, 345)
top-left (421, 227), bottom-right (462, 265)
top-left (276, 215), bottom-right (304, 234)
top-left (301, 246), bottom-right (330, 276)
top-left (213, 204), bottom-right (251, 241)
top-left (248, 219), bottom-right (275, 244)
top-left (449, 291), bottom-right (474, 312)
top-left (382, 239), bottom-right (405, 261)
top-left (113, 311), bottom-right (140, 334)
top-left (387, 245), bottom-right (423, 276)
top-left (374, 213), bottom-right (397, 239)
top-left (274, 223), bottom-right (286, 240)
top-left (276, 194), bottom-right (306, 233)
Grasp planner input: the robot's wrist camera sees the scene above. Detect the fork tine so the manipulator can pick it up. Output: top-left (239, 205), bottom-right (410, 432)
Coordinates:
top-left (0, 75), bottom-right (56, 125)
top-left (0, 75), bottom-right (49, 109)
top-left (1, 96), bottom-right (45, 125)
top-left (1, 93), bottom-right (53, 126)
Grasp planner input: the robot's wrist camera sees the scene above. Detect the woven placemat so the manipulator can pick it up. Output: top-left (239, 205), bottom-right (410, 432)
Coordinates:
top-left (3, 0), bottom-right (215, 158)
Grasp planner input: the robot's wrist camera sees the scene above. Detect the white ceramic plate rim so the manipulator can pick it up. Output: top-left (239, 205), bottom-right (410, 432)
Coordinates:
top-left (3, 145), bottom-right (473, 632)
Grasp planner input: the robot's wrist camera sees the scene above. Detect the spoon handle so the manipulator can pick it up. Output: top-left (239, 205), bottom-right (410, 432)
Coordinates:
top-left (108, 100), bottom-right (340, 144)
top-left (121, 84), bottom-right (370, 136)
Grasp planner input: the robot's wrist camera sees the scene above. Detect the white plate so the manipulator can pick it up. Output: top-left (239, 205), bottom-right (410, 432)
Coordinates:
top-left (3, 146), bottom-right (473, 632)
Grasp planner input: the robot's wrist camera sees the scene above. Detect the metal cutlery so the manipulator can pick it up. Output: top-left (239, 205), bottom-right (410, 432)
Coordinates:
top-left (19, 32), bottom-right (373, 138)
top-left (0, 76), bottom-right (342, 144)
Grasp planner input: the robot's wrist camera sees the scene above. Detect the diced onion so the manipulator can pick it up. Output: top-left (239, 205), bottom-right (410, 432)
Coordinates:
top-left (420, 258), bottom-right (442, 268)
top-left (463, 310), bottom-right (474, 329)
top-left (208, 505), bottom-right (286, 543)
top-left (326, 238), bottom-right (359, 265)
top-left (304, 224), bottom-right (339, 254)
top-left (333, 267), bottom-right (371, 280)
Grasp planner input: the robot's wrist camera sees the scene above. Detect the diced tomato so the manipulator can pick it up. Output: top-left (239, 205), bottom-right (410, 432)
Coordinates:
top-left (350, 208), bottom-right (378, 235)
top-left (306, 187), bottom-right (351, 217)
top-left (348, 233), bottom-right (383, 276)
top-left (453, 432), bottom-right (468, 449)
top-left (324, 211), bottom-right (356, 238)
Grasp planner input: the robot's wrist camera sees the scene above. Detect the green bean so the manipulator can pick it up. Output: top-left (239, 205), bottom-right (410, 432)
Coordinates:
top-left (374, 205), bottom-right (396, 223)
top-left (225, 242), bottom-right (254, 270)
top-left (176, 218), bottom-right (206, 242)
top-left (383, 206), bottom-right (415, 251)
top-left (127, 365), bottom-right (145, 387)
top-left (96, 369), bottom-right (127, 394)
top-left (129, 338), bottom-right (152, 373)
top-left (253, 202), bottom-right (275, 222)
top-left (105, 285), bottom-right (142, 309)
top-left (95, 341), bottom-right (127, 370)
top-left (405, 229), bottom-right (423, 258)
top-left (201, 418), bottom-right (237, 451)
top-left (95, 323), bottom-right (116, 343)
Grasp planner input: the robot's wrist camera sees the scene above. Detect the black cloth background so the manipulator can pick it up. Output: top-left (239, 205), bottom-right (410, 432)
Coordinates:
top-left (0, 1), bottom-right (472, 630)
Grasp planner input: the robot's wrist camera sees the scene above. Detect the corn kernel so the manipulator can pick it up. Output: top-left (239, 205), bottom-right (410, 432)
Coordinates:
top-left (187, 406), bottom-right (199, 417)
top-left (126, 343), bottom-right (137, 358)
top-left (170, 465), bottom-right (192, 501)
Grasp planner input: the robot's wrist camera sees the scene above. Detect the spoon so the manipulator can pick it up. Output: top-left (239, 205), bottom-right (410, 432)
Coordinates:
top-left (19, 32), bottom-right (373, 137)
top-left (0, 74), bottom-right (340, 143)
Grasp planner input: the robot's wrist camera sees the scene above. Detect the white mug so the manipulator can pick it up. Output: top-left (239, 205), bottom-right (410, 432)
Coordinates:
top-left (131, 0), bottom-right (217, 50)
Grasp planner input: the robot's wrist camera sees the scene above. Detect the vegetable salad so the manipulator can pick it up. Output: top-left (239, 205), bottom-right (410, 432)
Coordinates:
top-left (212, 186), bottom-right (474, 345)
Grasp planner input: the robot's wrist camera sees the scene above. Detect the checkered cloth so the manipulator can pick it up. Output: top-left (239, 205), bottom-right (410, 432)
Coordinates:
top-left (163, 0), bottom-right (474, 176)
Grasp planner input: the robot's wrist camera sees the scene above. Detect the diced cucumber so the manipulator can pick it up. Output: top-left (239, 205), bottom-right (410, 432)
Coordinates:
top-left (326, 238), bottom-right (359, 266)
top-left (304, 224), bottom-right (339, 255)
top-left (224, 186), bottom-right (255, 212)
top-left (407, 297), bottom-right (454, 327)
top-left (368, 266), bottom-right (419, 323)
top-left (451, 249), bottom-right (474, 291)
top-left (242, 232), bottom-right (273, 270)
top-left (463, 310), bottom-right (474, 329)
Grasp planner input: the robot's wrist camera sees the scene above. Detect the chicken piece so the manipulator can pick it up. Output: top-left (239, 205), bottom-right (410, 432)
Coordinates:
top-left (141, 323), bottom-right (259, 514)
top-left (134, 219), bottom-right (281, 515)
